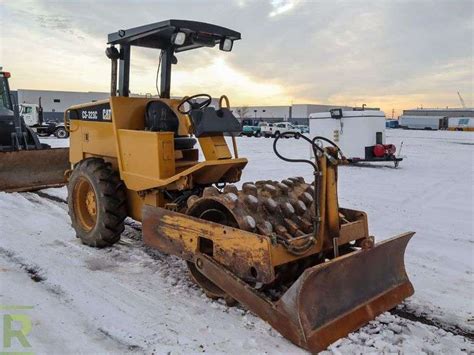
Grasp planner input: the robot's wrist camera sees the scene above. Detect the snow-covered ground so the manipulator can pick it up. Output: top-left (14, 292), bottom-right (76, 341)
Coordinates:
top-left (0, 130), bottom-right (472, 353)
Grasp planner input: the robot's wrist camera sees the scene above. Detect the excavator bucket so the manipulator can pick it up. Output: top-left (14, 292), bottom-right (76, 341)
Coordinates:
top-left (0, 148), bottom-right (69, 192)
top-left (194, 232), bottom-right (414, 353)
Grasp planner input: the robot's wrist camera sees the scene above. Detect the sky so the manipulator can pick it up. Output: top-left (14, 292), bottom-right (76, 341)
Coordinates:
top-left (0, 0), bottom-right (473, 116)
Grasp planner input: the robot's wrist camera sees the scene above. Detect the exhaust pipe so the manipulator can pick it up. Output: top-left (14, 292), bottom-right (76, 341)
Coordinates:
top-left (106, 46), bottom-right (120, 97)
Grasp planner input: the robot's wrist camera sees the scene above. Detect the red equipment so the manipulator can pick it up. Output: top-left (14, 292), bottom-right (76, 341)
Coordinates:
top-left (373, 144), bottom-right (396, 157)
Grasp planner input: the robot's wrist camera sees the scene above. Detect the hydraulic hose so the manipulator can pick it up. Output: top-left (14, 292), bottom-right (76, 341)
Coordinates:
top-left (272, 132), bottom-right (347, 255)
top-left (273, 132), bottom-right (324, 255)
top-left (311, 135), bottom-right (346, 161)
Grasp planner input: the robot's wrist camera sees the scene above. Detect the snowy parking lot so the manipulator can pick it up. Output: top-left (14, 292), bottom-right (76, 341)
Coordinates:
top-left (0, 129), bottom-right (472, 353)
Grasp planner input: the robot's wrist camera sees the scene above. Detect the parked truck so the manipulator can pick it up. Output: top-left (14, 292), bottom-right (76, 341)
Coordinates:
top-left (385, 119), bottom-right (399, 129)
top-left (398, 115), bottom-right (448, 130)
top-left (448, 117), bottom-right (474, 131)
top-left (20, 99), bottom-right (69, 138)
top-left (241, 119), bottom-right (262, 137)
top-left (261, 121), bottom-right (299, 138)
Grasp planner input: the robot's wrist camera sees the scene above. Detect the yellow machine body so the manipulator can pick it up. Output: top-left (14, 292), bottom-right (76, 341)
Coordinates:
top-left (67, 96), bottom-right (247, 221)
top-left (65, 19), bottom-right (414, 353)
top-left (67, 95), bottom-right (414, 353)
top-left (67, 96), bottom-right (370, 271)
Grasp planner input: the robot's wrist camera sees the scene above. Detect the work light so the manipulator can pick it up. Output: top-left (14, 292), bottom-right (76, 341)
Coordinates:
top-left (220, 38), bottom-right (233, 52)
top-left (172, 32), bottom-right (186, 46)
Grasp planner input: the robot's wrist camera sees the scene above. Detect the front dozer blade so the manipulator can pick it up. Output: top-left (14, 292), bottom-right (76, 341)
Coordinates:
top-left (0, 148), bottom-right (69, 192)
top-left (195, 232), bottom-right (414, 353)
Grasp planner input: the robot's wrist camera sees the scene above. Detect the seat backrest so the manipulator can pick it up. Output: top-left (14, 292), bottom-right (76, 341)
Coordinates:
top-left (190, 107), bottom-right (241, 137)
top-left (145, 101), bottom-right (179, 134)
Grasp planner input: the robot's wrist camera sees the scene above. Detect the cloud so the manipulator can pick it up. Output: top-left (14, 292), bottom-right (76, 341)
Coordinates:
top-left (172, 56), bottom-right (291, 104)
top-left (268, 0), bottom-right (301, 17)
top-left (1, 0), bottom-right (472, 112)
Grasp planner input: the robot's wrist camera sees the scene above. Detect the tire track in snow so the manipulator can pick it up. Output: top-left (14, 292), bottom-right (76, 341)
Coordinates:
top-left (30, 190), bottom-right (474, 342)
top-left (10, 192), bottom-right (300, 353)
top-left (392, 307), bottom-right (473, 341)
top-left (0, 249), bottom-right (144, 353)
top-left (0, 247), bottom-right (46, 283)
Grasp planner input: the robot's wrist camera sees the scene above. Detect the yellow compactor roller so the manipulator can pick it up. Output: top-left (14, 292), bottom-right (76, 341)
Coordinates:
top-left (65, 20), bottom-right (414, 352)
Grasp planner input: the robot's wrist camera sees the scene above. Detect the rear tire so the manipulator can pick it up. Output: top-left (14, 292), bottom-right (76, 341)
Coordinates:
top-left (273, 131), bottom-right (281, 138)
top-left (67, 158), bottom-right (126, 247)
top-left (54, 127), bottom-right (69, 139)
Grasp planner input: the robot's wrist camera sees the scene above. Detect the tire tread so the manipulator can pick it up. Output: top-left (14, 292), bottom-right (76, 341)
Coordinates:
top-left (67, 158), bottom-right (127, 248)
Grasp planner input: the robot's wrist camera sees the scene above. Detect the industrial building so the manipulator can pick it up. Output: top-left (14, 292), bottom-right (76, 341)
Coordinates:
top-left (401, 108), bottom-right (473, 117)
top-left (11, 88), bottom-right (380, 127)
top-left (12, 89), bottom-right (109, 122)
top-left (231, 104), bottom-right (361, 125)
top-left (11, 89), bottom-right (211, 122)
top-left (399, 108), bottom-right (474, 130)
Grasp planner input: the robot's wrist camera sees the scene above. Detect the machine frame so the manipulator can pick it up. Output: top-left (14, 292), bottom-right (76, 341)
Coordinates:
top-left (65, 20), bottom-right (414, 353)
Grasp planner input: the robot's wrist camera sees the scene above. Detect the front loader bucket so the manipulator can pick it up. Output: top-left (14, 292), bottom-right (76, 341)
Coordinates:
top-left (195, 232), bottom-right (414, 353)
top-left (0, 148), bottom-right (69, 192)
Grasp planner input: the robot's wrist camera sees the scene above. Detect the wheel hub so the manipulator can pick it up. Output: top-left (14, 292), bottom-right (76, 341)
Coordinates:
top-left (73, 177), bottom-right (97, 232)
top-left (85, 190), bottom-right (97, 216)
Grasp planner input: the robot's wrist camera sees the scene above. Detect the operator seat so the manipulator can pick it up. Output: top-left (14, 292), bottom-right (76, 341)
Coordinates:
top-left (145, 101), bottom-right (196, 150)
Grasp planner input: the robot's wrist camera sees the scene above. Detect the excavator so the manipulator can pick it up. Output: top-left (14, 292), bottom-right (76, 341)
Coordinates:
top-left (45, 20), bottom-right (412, 352)
top-left (0, 70), bottom-right (69, 192)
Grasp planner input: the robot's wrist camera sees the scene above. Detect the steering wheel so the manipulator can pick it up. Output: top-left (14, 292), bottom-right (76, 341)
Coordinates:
top-left (177, 94), bottom-right (212, 114)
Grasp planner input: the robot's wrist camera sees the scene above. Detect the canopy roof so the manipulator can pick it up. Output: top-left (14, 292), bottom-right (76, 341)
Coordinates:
top-left (108, 19), bottom-right (241, 52)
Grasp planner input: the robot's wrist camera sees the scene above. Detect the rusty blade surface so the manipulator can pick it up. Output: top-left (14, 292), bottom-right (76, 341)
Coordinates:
top-left (196, 232), bottom-right (414, 353)
top-left (0, 148), bottom-right (69, 192)
top-left (195, 253), bottom-right (307, 348)
top-left (279, 231), bottom-right (415, 352)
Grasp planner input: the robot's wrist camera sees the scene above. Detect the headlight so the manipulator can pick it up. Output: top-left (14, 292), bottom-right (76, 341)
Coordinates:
top-left (172, 32), bottom-right (186, 46)
top-left (220, 38), bottom-right (233, 52)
